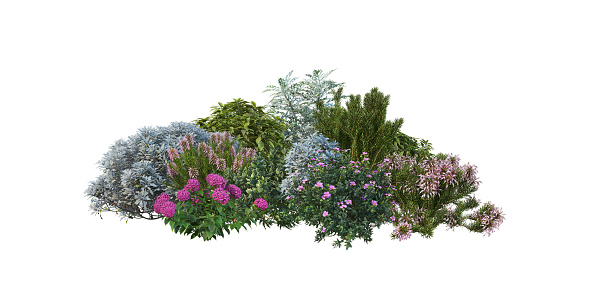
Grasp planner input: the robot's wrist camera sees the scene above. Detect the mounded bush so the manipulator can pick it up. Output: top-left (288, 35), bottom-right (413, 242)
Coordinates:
top-left (85, 121), bottom-right (243, 220)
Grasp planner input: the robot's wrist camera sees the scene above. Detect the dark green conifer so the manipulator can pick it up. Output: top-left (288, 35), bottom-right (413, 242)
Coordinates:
top-left (313, 87), bottom-right (408, 172)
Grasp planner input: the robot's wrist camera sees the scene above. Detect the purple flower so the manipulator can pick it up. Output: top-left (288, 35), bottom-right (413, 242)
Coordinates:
top-left (362, 152), bottom-right (368, 155)
top-left (206, 173), bottom-right (227, 189)
top-left (322, 211), bottom-right (329, 217)
top-left (226, 184), bottom-right (241, 199)
top-left (354, 170), bottom-right (360, 173)
top-left (345, 200), bottom-right (352, 205)
top-left (302, 179), bottom-right (309, 184)
top-left (363, 158), bottom-right (370, 162)
top-left (185, 179), bottom-right (199, 192)
top-left (350, 181), bottom-right (356, 186)
top-left (366, 174), bottom-right (372, 177)
top-left (372, 200), bottom-right (378, 206)
top-left (321, 227), bottom-right (326, 233)
top-left (177, 189), bottom-right (190, 201)
top-left (167, 148), bottom-right (180, 161)
top-left (322, 192), bottom-right (331, 200)
top-left (340, 166), bottom-right (347, 169)
top-left (315, 182), bottom-right (323, 188)
top-left (286, 196), bottom-right (292, 200)
top-left (212, 188), bottom-right (230, 205)
top-left (297, 185), bottom-right (304, 191)
top-left (254, 198), bottom-right (268, 210)
top-left (328, 185), bottom-right (336, 190)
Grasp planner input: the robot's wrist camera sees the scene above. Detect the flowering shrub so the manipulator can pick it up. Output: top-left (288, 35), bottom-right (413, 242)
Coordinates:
top-left (157, 174), bottom-right (269, 241)
top-left (283, 148), bottom-right (398, 249)
top-left (164, 131), bottom-right (257, 194)
top-left (377, 152), bottom-right (505, 241)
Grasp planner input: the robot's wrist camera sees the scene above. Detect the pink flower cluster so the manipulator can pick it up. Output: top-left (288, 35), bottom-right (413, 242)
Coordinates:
top-left (377, 153), bottom-right (481, 199)
top-left (202, 174), bottom-right (242, 205)
top-left (254, 198), bottom-right (268, 210)
top-left (196, 132), bottom-right (257, 173)
top-left (470, 201), bottom-right (505, 237)
top-left (154, 193), bottom-right (176, 218)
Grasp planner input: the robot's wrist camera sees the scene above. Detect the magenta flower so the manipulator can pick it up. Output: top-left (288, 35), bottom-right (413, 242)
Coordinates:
top-left (328, 185), bottom-right (336, 190)
top-left (206, 173), bottom-right (227, 189)
top-left (226, 184), bottom-right (241, 199)
top-left (254, 198), bottom-right (268, 210)
top-left (185, 179), bottom-right (199, 192)
top-left (362, 152), bottom-right (368, 155)
top-left (297, 185), bottom-right (304, 191)
top-left (321, 227), bottom-right (326, 233)
top-left (160, 201), bottom-right (176, 218)
top-left (372, 200), bottom-right (378, 206)
top-left (350, 181), bottom-right (356, 186)
top-left (302, 179), bottom-right (309, 184)
top-left (177, 189), bottom-right (190, 201)
top-left (315, 182), bottom-right (323, 188)
top-left (322, 192), bottom-right (331, 200)
top-left (322, 211), bottom-right (329, 217)
top-left (212, 188), bottom-right (230, 205)
top-left (366, 174), bottom-right (372, 177)
top-left (345, 200), bottom-right (352, 205)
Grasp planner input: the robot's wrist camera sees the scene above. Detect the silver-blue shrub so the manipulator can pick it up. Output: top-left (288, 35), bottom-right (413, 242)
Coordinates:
top-left (84, 121), bottom-right (242, 221)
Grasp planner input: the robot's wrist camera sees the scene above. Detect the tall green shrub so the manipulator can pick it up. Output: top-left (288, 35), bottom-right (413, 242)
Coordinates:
top-left (312, 86), bottom-right (414, 172)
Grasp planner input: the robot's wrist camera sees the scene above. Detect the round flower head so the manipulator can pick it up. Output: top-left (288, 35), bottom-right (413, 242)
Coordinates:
top-left (226, 184), bottom-right (241, 199)
top-left (154, 193), bottom-right (170, 213)
top-left (177, 189), bottom-right (190, 201)
top-left (206, 173), bottom-right (227, 189)
top-left (185, 179), bottom-right (199, 192)
top-left (254, 198), bottom-right (268, 210)
top-left (212, 188), bottom-right (230, 205)
top-left (161, 201), bottom-right (176, 218)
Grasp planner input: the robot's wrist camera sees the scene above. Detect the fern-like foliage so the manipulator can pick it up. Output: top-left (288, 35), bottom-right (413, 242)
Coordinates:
top-left (85, 121), bottom-right (243, 221)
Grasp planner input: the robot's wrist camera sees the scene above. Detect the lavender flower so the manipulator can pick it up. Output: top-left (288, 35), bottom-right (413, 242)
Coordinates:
top-left (167, 148), bottom-right (180, 161)
top-left (167, 162), bottom-right (179, 178)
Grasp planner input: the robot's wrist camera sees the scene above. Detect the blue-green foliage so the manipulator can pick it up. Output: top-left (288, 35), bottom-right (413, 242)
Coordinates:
top-left (263, 69), bottom-right (347, 146)
top-left (85, 121), bottom-right (243, 221)
top-left (279, 132), bottom-right (345, 198)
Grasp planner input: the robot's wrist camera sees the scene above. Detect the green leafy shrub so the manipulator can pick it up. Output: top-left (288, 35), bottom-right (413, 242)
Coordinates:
top-left (222, 147), bottom-right (300, 230)
top-left (192, 98), bottom-right (293, 161)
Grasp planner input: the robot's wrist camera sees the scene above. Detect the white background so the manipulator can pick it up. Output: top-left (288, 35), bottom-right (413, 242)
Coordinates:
top-left (1, 1), bottom-right (587, 294)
